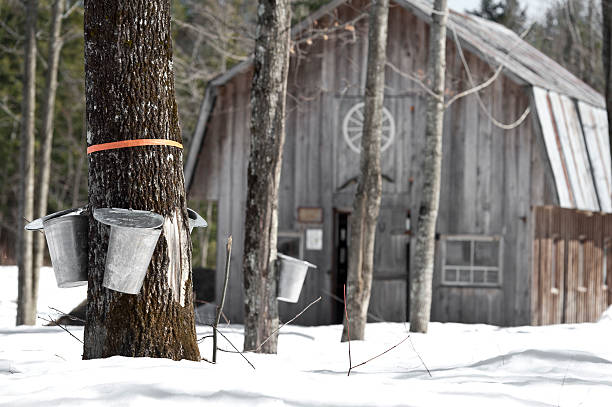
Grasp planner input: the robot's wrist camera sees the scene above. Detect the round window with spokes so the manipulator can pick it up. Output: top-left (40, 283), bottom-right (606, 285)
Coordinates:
top-left (342, 102), bottom-right (395, 154)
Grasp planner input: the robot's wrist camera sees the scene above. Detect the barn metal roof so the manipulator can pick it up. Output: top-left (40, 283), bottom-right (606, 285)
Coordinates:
top-left (185, 0), bottom-right (611, 212)
top-left (396, 0), bottom-right (604, 108)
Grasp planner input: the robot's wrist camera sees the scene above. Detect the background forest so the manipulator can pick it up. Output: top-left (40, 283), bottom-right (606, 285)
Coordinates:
top-left (0, 0), bottom-right (605, 265)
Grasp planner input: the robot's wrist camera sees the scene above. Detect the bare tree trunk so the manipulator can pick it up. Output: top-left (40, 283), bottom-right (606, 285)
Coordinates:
top-left (33, 0), bottom-right (65, 306)
top-left (409, 0), bottom-right (448, 334)
top-left (83, 0), bottom-right (200, 361)
top-left (16, 0), bottom-right (38, 326)
top-left (603, 0), bottom-right (612, 163)
top-left (341, 0), bottom-right (389, 342)
top-left (242, 0), bottom-right (291, 354)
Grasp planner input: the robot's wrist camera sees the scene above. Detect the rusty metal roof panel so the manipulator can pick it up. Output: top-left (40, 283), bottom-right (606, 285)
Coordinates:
top-left (396, 0), bottom-right (605, 108)
top-left (577, 101), bottom-right (612, 212)
top-left (533, 87), bottom-right (602, 211)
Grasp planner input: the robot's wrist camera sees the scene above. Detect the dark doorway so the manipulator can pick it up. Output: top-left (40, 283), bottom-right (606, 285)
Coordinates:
top-left (333, 211), bottom-right (350, 323)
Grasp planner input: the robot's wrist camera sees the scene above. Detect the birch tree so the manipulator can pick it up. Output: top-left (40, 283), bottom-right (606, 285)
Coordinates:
top-left (409, 0), bottom-right (448, 334)
top-left (16, 0), bottom-right (38, 326)
top-left (242, 0), bottom-right (291, 354)
top-left (341, 0), bottom-right (389, 342)
top-left (33, 0), bottom-right (66, 309)
top-left (83, 0), bottom-right (200, 360)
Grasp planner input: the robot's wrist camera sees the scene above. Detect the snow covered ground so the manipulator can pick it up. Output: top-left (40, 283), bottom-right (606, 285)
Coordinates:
top-left (1, 265), bottom-right (612, 406)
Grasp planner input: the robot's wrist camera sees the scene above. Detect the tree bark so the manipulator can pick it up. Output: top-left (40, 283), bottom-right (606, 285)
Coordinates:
top-left (409, 0), bottom-right (448, 334)
top-left (33, 0), bottom-right (65, 307)
top-left (83, 0), bottom-right (200, 361)
top-left (16, 0), bottom-right (38, 326)
top-left (603, 0), bottom-right (612, 165)
top-left (242, 0), bottom-right (291, 354)
top-left (341, 0), bottom-right (389, 342)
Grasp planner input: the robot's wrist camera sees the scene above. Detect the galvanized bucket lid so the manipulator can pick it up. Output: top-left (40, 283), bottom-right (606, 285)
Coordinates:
top-left (93, 208), bottom-right (164, 230)
top-left (277, 253), bottom-right (317, 269)
top-left (187, 208), bottom-right (208, 229)
top-left (25, 206), bottom-right (87, 231)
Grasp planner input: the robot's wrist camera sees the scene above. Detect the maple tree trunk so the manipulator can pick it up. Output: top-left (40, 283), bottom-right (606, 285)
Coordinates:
top-left (341, 0), bottom-right (389, 342)
top-left (83, 0), bottom-right (200, 360)
top-left (16, 0), bottom-right (38, 326)
top-left (242, 0), bottom-right (291, 354)
top-left (409, 0), bottom-right (448, 334)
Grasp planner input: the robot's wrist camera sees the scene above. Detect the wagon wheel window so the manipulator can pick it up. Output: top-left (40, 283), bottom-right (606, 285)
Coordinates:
top-left (342, 102), bottom-right (395, 154)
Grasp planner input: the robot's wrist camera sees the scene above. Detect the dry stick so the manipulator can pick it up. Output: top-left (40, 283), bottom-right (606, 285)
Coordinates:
top-left (351, 335), bottom-right (410, 371)
top-left (408, 337), bottom-right (432, 378)
top-left (344, 284), bottom-right (411, 376)
top-left (37, 316), bottom-right (83, 344)
top-left (212, 235), bottom-right (232, 363)
top-left (48, 306), bottom-right (86, 323)
top-left (216, 295), bottom-right (323, 355)
top-left (344, 284), bottom-right (352, 376)
top-left (254, 296), bottom-right (322, 352)
top-left (213, 326), bottom-right (255, 370)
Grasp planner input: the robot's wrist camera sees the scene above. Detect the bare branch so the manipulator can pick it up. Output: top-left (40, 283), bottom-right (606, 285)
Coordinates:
top-left (0, 100), bottom-right (19, 123)
top-left (63, 0), bottom-right (83, 19)
top-left (450, 26), bottom-right (530, 130)
top-left (255, 296), bottom-right (322, 353)
top-left (350, 335), bottom-right (410, 371)
top-left (213, 326), bottom-right (256, 370)
top-left (48, 306), bottom-right (86, 323)
top-left (213, 235), bottom-right (232, 363)
top-left (445, 22), bottom-right (533, 110)
top-left (408, 336), bottom-right (432, 377)
top-left (386, 60), bottom-right (442, 102)
top-left (37, 316), bottom-right (83, 344)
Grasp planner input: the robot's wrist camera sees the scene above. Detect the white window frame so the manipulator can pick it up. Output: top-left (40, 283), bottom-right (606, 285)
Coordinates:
top-left (441, 235), bottom-right (503, 287)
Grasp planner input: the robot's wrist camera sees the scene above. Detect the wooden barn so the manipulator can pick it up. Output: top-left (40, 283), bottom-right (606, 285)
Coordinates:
top-left (184, 0), bottom-right (612, 327)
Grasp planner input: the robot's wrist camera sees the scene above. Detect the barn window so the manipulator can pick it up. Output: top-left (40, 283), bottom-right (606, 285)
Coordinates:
top-left (442, 236), bottom-right (502, 287)
top-left (342, 102), bottom-right (395, 154)
top-left (278, 231), bottom-right (304, 259)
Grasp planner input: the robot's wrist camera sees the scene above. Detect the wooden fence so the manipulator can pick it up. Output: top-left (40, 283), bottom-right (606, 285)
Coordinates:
top-left (532, 206), bottom-right (612, 325)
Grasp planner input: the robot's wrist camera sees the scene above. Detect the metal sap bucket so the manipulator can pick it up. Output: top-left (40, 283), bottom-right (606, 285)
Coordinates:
top-left (24, 207), bottom-right (88, 288)
top-left (93, 208), bottom-right (164, 295)
top-left (277, 253), bottom-right (317, 303)
top-left (187, 208), bottom-right (207, 234)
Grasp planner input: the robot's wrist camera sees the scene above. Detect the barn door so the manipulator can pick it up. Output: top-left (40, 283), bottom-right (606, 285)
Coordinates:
top-left (333, 208), bottom-right (409, 323)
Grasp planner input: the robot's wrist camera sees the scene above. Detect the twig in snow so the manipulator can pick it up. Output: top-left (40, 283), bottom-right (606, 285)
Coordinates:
top-left (214, 296), bottom-right (322, 355)
top-left (351, 335), bottom-right (410, 371)
top-left (344, 284), bottom-right (410, 376)
top-left (212, 326), bottom-right (255, 370)
top-left (197, 334), bottom-right (214, 343)
top-left (344, 284), bottom-right (352, 376)
top-left (213, 235), bottom-right (232, 363)
top-left (557, 358), bottom-right (573, 407)
top-left (254, 296), bottom-right (322, 352)
top-left (408, 337), bottom-right (432, 378)
top-left (48, 307), bottom-right (86, 323)
top-left (37, 316), bottom-right (83, 344)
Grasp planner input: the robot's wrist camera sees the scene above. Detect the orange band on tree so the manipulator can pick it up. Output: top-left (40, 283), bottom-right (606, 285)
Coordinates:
top-left (87, 139), bottom-right (183, 154)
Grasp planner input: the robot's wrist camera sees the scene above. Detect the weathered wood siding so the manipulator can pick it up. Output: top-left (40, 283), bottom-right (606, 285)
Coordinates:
top-left (189, 0), bottom-right (558, 326)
